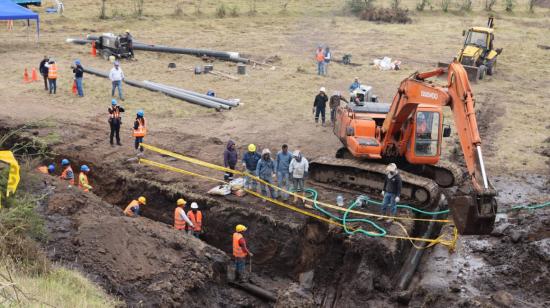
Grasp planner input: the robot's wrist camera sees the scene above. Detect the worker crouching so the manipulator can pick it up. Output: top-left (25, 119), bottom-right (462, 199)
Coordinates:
top-left (124, 196), bottom-right (146, 217)
top-left (233, 224), bottom-right (253, 283)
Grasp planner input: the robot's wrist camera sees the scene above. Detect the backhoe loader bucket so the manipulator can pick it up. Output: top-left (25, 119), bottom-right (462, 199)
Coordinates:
top-left (449, 194), bottom-right (497, 235)
top-left (437, 62), bottom-right (479, 83)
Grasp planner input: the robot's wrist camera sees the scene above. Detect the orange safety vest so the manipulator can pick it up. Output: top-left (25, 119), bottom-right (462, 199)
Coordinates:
top-left (187, 210), bottom-right (202, 232)
top-left (37, 166), bottom-right (49, 174)
top-left (48, 64), bottom-right (57, 79)
top-left (124, 200), bottom-right (140, 217)
top-left (174, 207), bottom-right (186, 230)
top-left (109, 106), bottom-right (121, 119)
top-left (60, 166), bottom-right (75, 185)
top-left (133, 118), bottom-right (146, 137)
top-left (78, 172), bottom-right (90, 192)
top-left (316, 51), bottom-right (324, 62)
top-left (233, 232), bottom-right (247, 258)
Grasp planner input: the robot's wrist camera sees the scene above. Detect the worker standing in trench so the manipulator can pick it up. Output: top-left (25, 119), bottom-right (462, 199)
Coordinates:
top-left (187, 202), bottom-right (202, 238)
top-left (174, 198), bottom-right (194, 232)
top-left (381, 163), bottom-right (402, 223)
top-left (233, 224), bottom-right (253, 283)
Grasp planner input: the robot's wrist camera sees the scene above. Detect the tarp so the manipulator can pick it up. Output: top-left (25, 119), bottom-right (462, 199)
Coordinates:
top-left (0, 0), bottom-right (39, 37)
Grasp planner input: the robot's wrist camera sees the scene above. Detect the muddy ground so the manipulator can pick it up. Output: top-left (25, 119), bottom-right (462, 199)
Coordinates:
top-left (1, 0), bottom-right (549, 307)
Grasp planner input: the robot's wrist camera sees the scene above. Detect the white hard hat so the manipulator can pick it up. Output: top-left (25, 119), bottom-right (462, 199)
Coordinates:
top-left (191, 202), bottom-right (198, 209)
top-left (386, 163), bottom-right (397, 172)
top-left (262, 148), bottom-right (271, 155)
top-left (320, 87), bottom-right (326, 92)
top-left (293, 150), bottom-right (301, 157)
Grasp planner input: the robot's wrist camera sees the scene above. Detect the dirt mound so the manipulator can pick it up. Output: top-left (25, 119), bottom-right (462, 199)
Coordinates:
top-left (40, 181), bottom-right (265, 307)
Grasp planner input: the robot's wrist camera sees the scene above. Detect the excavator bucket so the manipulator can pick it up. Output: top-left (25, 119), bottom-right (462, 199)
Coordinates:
top-left (437, 62), bottom-right (479, 83)
top-left (449, 194), bottom-right (497, 235)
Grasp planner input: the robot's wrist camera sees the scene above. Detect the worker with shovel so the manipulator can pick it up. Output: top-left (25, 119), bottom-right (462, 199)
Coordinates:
top-left (233, 224), bottom-right (253, 283)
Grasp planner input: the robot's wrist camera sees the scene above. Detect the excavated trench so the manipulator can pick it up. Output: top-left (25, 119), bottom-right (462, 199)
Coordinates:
top-left (57, 154), bottom-right (429, 306)
top-left (1, 126), bottom-right (438, 306)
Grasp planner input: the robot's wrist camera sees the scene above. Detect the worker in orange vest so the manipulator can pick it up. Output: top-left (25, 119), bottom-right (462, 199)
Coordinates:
top-left (78, 165), bottom-right (92, 192)
top-left (173, 198), bottom-right (194, 232)
top-left (133, 110), bottom-right (146, 154)
top-left (315, 46), bottom-right (325, 76)
top-left (59, 159), bottom-right (75, 186)
top-left (37, 164), bottom-right (55, 175)
top-left (233, 224), bottom-right (253, 282)
top-left (124, 196), bottom-right (146, 217)
top-left (45, 58), bottom-right (57, 94)
top-left (187, 202), bottom-right (203, 238)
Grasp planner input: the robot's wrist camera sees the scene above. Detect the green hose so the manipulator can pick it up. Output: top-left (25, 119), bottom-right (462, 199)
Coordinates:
top-left (509, 201), bottom-right (550, 212)
top-left (302, 188), bottom-right (549, 237)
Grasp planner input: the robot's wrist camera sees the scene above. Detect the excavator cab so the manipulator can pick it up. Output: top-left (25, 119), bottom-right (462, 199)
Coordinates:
top-left (405, 108), bottom-right (443, 166)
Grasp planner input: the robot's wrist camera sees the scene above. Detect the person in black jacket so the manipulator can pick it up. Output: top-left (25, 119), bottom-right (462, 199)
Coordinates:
top-left (381, 163), bottom-right (402, 222)
top-left (313, 87), bottom-right (328, 126)
top-left (108, 99), bottom-right (125, 146)
top-left (72, 60), bottom-right (84, 97)
top-left (39, 56), bottom-right (49, 90)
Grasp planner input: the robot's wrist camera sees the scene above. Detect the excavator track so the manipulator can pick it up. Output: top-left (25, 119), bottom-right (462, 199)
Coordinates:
top-left (309, 156), bottom-right (440, 209)
top-left (400, 160), bottom-right (465, 188)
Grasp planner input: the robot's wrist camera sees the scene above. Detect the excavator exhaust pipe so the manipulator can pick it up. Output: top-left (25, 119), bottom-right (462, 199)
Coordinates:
top-left (449, 194), bottom-right (497, 235)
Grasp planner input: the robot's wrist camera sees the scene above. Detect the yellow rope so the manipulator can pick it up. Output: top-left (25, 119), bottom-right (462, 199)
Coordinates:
top-left (139, 155), bottom-right (458, 250)
top-left (140, 143), bottom-right (450, 223)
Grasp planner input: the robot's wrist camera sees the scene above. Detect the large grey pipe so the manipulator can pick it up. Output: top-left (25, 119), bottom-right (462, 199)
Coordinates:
top-left (229, 282), bottom-right (277, 302)
top-left (85, 35), bottom-right (249, 63)
top-left (144, 81), bottom-right (239, 107)
top-left (397, 195), bottom-right (448, 290)
top-left (82, 67), bottom-right (229, 110)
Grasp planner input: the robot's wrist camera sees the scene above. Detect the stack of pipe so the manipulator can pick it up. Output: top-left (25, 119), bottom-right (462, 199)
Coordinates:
top-left (82, 67), bottom-right (237, 110)
top-left (67, 35), bottom-right (250, 63)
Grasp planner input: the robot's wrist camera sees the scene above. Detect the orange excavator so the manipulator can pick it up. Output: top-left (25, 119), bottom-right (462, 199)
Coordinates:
top-left (309, 61), bottom-right (497, 235)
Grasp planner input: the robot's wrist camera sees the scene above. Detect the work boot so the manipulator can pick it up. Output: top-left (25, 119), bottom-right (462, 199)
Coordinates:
top-left (117, 142), bottom-right (122, 146)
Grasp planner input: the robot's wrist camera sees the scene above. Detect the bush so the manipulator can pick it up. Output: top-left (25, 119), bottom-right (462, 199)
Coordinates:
top-left (391, 0), bottom-right (401, 10)
top-left (230, 5), bottom-right (240, 17)
top-left (461, 0), bottom-right (472, 11)
top-left (528, 0), bottom-right (537, 12)
top-left (98, 0), bottom-right (107, 19)
top-left (216, 4), bottom-right (226, 18)
top-left (359, 7), bottom-right (412, 23)
top-left (346, 0), bottom-right (375, 14)
top-left (485, 0), bottom-right (497, 11)
top-left (441, 0), bottom-right (452, 12)
top-left (416, 0), bottom-right (431, 11)
top-left (174, 1), bottom-right (184, 16)
top-left (505, 0), bottom-right (514, 11)
top-left (133, 0), bottom-right (144, 17)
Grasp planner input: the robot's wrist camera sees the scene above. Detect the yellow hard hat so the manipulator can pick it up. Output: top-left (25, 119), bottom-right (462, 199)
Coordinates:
top-left (177, 198), bottom-right (186, 206)
top-left (236, 224), bottom-right (247, 232)
top-left (138, 196), bottom-right (146, 204)
top-left (248, 144), bottom-right (256, 152)
top-left (126, 29), bottom-right (130, 33)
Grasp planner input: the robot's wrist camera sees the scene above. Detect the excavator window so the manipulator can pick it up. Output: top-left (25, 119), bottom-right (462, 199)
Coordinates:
top-left (465, 31), bottom-right (488, 49)
top-left (415, 112), bottom-right (440, 156)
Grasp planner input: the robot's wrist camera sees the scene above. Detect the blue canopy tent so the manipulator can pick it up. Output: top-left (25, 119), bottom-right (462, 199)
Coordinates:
top-left (0, 0), bottom-right (39, 39)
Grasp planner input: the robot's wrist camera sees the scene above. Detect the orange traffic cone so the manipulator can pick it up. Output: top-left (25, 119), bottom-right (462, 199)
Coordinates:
top-left (31, 68), bottom-right (39, 81)
top-left (23, 68), bottom-right (30, 83)
top-left (91, 41), bottom-right (97, 57)
top-left (72, 80), bottom-right (77, 95)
